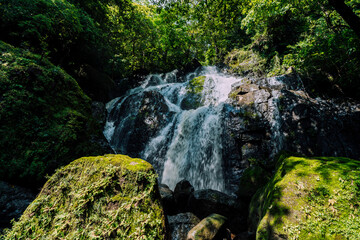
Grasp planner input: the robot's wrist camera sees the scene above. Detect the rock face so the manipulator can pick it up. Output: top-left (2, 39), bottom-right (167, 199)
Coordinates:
top-left (249, 154), bottom-right (360, 239)
top-left (224, 72), bottom-right (360, 193)
top-left (168, 212), bottom-right (200, 240)
top-left (2, 155), bottom-right (168, 240)
top-left (105, 88), bottom-right (174, 174)
top-left (0, 181), bottom-right (36, 232)
top-left (187, 214), bottom-right (228, 240)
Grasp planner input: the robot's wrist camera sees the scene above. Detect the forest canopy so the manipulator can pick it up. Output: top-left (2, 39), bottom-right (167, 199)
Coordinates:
top-left (0, 0), bottom-right (360, 99)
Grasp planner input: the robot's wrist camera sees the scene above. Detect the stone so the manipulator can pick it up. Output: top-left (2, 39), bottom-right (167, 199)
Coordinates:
top-left (249, 155), bottom-right (360, 239)
top-left (189, 189), bottom-right (244, 219)
top-left (159, 184), bottom-right (177, 215)
top-left (168, 212), bottom-right (200, 240)
top-left (187, 214), bottom-right (227, 240)
top-left (174, 180), bottom-right (194, 212)
top-left (0, 181), bottom-right (36, 232)
top-left (235, 84), bottom-right (260, 95)
top-left (3, 155), bottom-right (168, 239)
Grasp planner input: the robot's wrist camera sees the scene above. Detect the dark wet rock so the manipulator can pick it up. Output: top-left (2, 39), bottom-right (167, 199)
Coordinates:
top-left (0, 181), bottom-right (36, 231)
top-left (187, 214), bottom-right (228, 240)
top-left (168, 212), bottom-right (200, 240)
top-left (223, 72), bottom-right (360, 195)
top-left (174, 180), bottom-right (194, 212)
top-left (159, 184), bottom-right (176, 215)
top-left (127, 91), bottom-right (170, 156)
top-left (107, 90), bottom-right (173, 169)
top-left (189, 189), bottom-right (244, 219)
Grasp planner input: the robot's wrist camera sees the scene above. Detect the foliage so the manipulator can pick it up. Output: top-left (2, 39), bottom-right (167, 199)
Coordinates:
top-left (225, 48), bottom-right (266, 77)
top-left (249, 154), bottom-right (360, 239)
top-left (0, 41), bottom-right (105, 188)
top-left (0, 0), bottom-right (107, 73)
top-left (2, 155), bottom-right (167, 239)
top-left (239, 0), bottom-right (360, 99)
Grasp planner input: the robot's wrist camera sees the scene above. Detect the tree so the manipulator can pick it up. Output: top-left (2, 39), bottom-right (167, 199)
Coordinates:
top-left (328, 0), bottom-right (360, 38)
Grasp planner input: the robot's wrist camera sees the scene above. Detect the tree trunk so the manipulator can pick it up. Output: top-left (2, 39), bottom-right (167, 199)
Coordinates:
top-left (328, 0), bottom-right (360, 38)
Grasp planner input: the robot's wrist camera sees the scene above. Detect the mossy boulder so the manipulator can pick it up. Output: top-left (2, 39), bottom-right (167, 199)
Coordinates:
top-left (249, 155), bottom-right (360, 239)
top-left (181, 76), bottom-right (206, 110)
top-left (187, 213), bottom-right (227, 240)
top-left (0, 41), bottom-right (107, 188)
top-left (2, 154), bottom-right (168, 239)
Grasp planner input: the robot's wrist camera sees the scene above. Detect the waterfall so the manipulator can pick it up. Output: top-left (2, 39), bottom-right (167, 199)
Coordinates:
top-left (105, 66), bottom-right (241, 192)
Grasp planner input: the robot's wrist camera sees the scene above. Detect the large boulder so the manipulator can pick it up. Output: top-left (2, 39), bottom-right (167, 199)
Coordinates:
top-left (187, 214), bottom-right (228, 240)
top-left (189, 189), bottom-right (244, 219)
top-left (223, 72), bottom-right (360, 194)
top-left (159, 184), bottom-right (177, 215)
top-left (174, 180), bottom-right (194, 212)
top-left (2, 155), bottom-right (168, 239)
top-left (106, 90), bottom-right (173, 173)
top-left (168, 212), bottom-right (200, 240)
top-left (249, 154), bottom-right (360, 239)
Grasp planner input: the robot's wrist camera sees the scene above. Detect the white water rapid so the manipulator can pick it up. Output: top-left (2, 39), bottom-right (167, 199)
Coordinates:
top-left (104, 67), bottom-right (242, 192)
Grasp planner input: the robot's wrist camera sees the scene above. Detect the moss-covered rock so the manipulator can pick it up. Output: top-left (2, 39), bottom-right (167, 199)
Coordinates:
top-left (187, 213), bottom-right (227, 240)
top-left (181, 76), bottom-right (206, 110)
top-left (0, 41), bottom-right (107, 188)
top-left (2, 154), bottom-right (167, 239)
top-left (249, 154), bottom-right (360, 240)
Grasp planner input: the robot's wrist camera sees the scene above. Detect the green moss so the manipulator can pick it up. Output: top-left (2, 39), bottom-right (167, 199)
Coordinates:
top-left (188, 214), bottom-right (227, 240)
top-left (0, 41), bottom-right (106, 188)
top-left (250, 155), bottom-right (360, 240)
top-left (237, 166), bottom-right (270, 198)
top-left (181, 76), bottom-right (206, 110)
top-left (187, 76), bottom-right (206, 95)
top-left (224, 48), bottom-right (266, 77)
top-left (2, 154), bottom-right (167, 240)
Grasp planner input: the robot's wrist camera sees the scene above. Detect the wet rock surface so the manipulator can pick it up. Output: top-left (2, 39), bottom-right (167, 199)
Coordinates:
top-left (187, 214), bottom-right (228, 240)
top-left (0, 181), bottom-right (36, 232)
top-left (223, 72), bottom-right (360, 194)
top-left (162, 180), bottom-right (250, 239)
top-left (159, 184), bottom-right (177, 215)
top-left (189, 189), bottom-right (244, 219)
top-left (167, 212), bottom-right (200, 240)
top-left (173, 180), bottom-right (195, 212)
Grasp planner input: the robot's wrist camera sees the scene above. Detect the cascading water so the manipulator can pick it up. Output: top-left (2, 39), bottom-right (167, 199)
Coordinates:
top-left (104, 67), bottom-right (241, 192)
